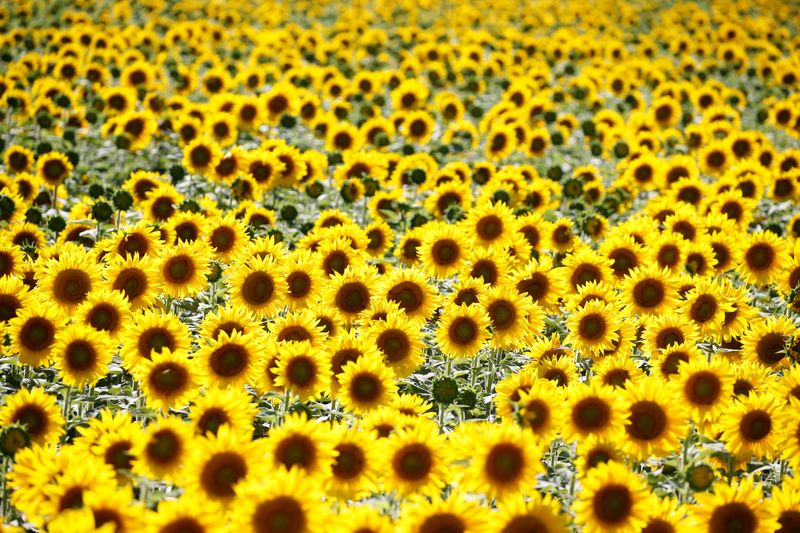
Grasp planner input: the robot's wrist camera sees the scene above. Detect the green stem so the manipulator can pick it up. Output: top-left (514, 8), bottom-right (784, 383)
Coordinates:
top-left (62, 386), bottom-right (73, 420)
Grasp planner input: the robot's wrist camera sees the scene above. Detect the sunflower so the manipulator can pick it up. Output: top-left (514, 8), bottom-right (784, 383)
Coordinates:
top-left (325, 266), bottom-right (380, 323)
top-left (554, 234), bottom-right (603, 278)
top-left (228, 255), bottom-right (287, 318)
top-left (509, 257), bottom-right (563, 313)
top-left (4, 144), bottom-right (35, 174)
top-left (326, 424), bottom-right (384, 499)
top-left (464, 247), bottom-right (513, 288)
top-left (639, 497), bottom-right (689, 533)
top-left (337, 354), bottom-right (398, 414)
top-left (201, 215), bottom-right (245, 263)
top-left (242, 148), bottom-right (285, 191)
top-left (365, 312), bottom-right (424, 378)
top-left (678, 278), bottom-right (735, 340)
top-left (326, 122), bottom-right (363, 152)
top-left (462, 200), bottom-right (515, 250)
top-left (764, 482), bottom-right (800, 533)
top-left (184, 425), bottom-right (265, 504)
top-left (598, 234), bottom-right (647, 281)
top-left (315, 235), bottom-right (366, 277)
top-left (486, 124), bottom-right (518, 160)
top-left (274, 340), bottom-right (332, 401)
top-left (380, 267), bottom-right (439, 324)
top-left (620, 376), bottom-right (688, 460)
top-left (573, 461), bottom-right (651, 533)
top-left (418, 223), bottom-right (470, 278)
top-left (37, 248), bottom-right (102, 311)
top-left (269, 309), bottom-right (326, 347)
top-left (103, 253), bottom-right (161, 309)
top-left (395, 226), bottom-right (425, 266)
top-left (239, 234), bottom-right (285, 264)
top-left (36, 151), bottom-right (73, 187)
top-left (0, 274), bottom-right (31, 325)
top-left (648, 230), bottom-right (686, 273)
top-left (719, 393), bottom-right (781, 460)
top-left (0, 388), bottom-right (64, 447)
top-left (332, 506), bottom-right (393, 533)
top-left (482, 284), bottom-right (541, 350)
top-left (167, 211), bottom-right (209, 245)
top-left (324, 329), bottom-right (379, 394)
top-left (0, 242), bottom-right (25, 278)
top-left (623, 153), bottom-right (664, 191)
top-left (264, 411), bottom-right (336, 480)
top-left (398, 494), bottom-right (486, 533)
top-left (146, 495), bottom-right (226, 533)
top-left (436, 303), bottom-right (491, 359)
top-left (453, 421), bottom-right (542, 499)
top-left (119, 309), bottom-right (191, 371)
top-left (280, 250), bottom-right (324, 310)
top-left (573, 434), bottom-right (625, 477)
top-left (193, 329), bottom-right (260, 391)
top-left (741, 316), bottom-right (797, 369)
top-left (142, 184), bottom-right (184, 222)
top-left (69, 290), bottom-right (126, 342)
top-left (717, 279), bottom-right (759, 342)
top-left (671, 357), bottom-right (734, 429)
top-left (546, 218), bottom-right (578, 253)
top-left (8, 304), bottom-right (65, 366)
top-left (620, 265), bottom-right (679, 318)
top-left (189, 387), bottom-right (257, 437)
top-left (423, 181), bottom-right (473, 219)
top-left (535, 354), bottom-right (580, 389)
top-left (115, 109), bottom-right (158, 151)
top-left (131, 416), bottom-right (194, 482)
top-left (261, 83), bottom-right (297, 124)
top-left (700, 218), bottom-right (740, 263)
top-left (364, 220), bottom-right (394, 259)
top-left (109, 221), bottom-right (164, 259)
top-left (157, 240), bottom-right (212, 298)
top-left (73, 409), bottom-right (143, 478)
top-left (689, 477), bottom-right (777, 532)
top-left (487, 493), bottom-right (567, 533)
top-left (738, 230), bottom-right (790, 285)
top-left (230, 467), bottom-right (329, 533)
top-left (383, 423), bottom-right (449, 497)
top-left (563, 382), bottom-right (629, 443)
top-left (133, 348), bottom-right (199, 411)
top-left (641, 312), bottom-right (701, 354)
top-left (492, 375), bottom-right (560, 440)
top-left (565, 299), bottom-right (621, 356)
top-left (52, 323), bottom-right (112, 388)
top-left (80, 488), bottom-right (144, 532)
top-left (593, 354), bottom-right (644, 389)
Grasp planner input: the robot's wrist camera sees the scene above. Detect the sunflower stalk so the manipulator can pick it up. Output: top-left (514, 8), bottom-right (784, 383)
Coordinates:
top-left (0, 455), bottom-right (7, 520)
top-left (62, 385), bottom-right (72, 420)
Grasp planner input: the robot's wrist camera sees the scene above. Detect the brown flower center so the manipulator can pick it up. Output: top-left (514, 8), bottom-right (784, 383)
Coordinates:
top-left (335, 282), bottom-right (369, 314)
top-left (739, 410), bottom-right (771, 441)
top-left (387, 282), bottom-right (424, 314)
top-left (593, 485), bottom-right (632, 525)
top-left (276, 435), bottom-right (315, 470)
top-left (392, 443), bottom-right (432, 481)
top-left (20, 317), bottom-right (55, 352)
top-left (54, 269), bottom-right (91, 305)
top-left (201, 452), bottom-right (247, 498)
top-left (146, 429), bottom-right (182, 465)
top-left (253, 496), bottom-right (305, 533)
top-left (626, 401), bottom-right (667, 441)
top-left (332, 443), bottom-right (365, 479)
top-left (709, 503), bottom-right (756, 533)
top-left (572, 398), bottom-right (610, 431)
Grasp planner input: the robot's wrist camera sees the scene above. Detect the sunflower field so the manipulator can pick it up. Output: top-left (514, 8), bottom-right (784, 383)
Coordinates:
top-left (1, 0), bottom-right (800, 531)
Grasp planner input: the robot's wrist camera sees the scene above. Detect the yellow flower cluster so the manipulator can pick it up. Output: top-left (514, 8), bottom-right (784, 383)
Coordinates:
top-left (0, 0), bottom-right (799, 531)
